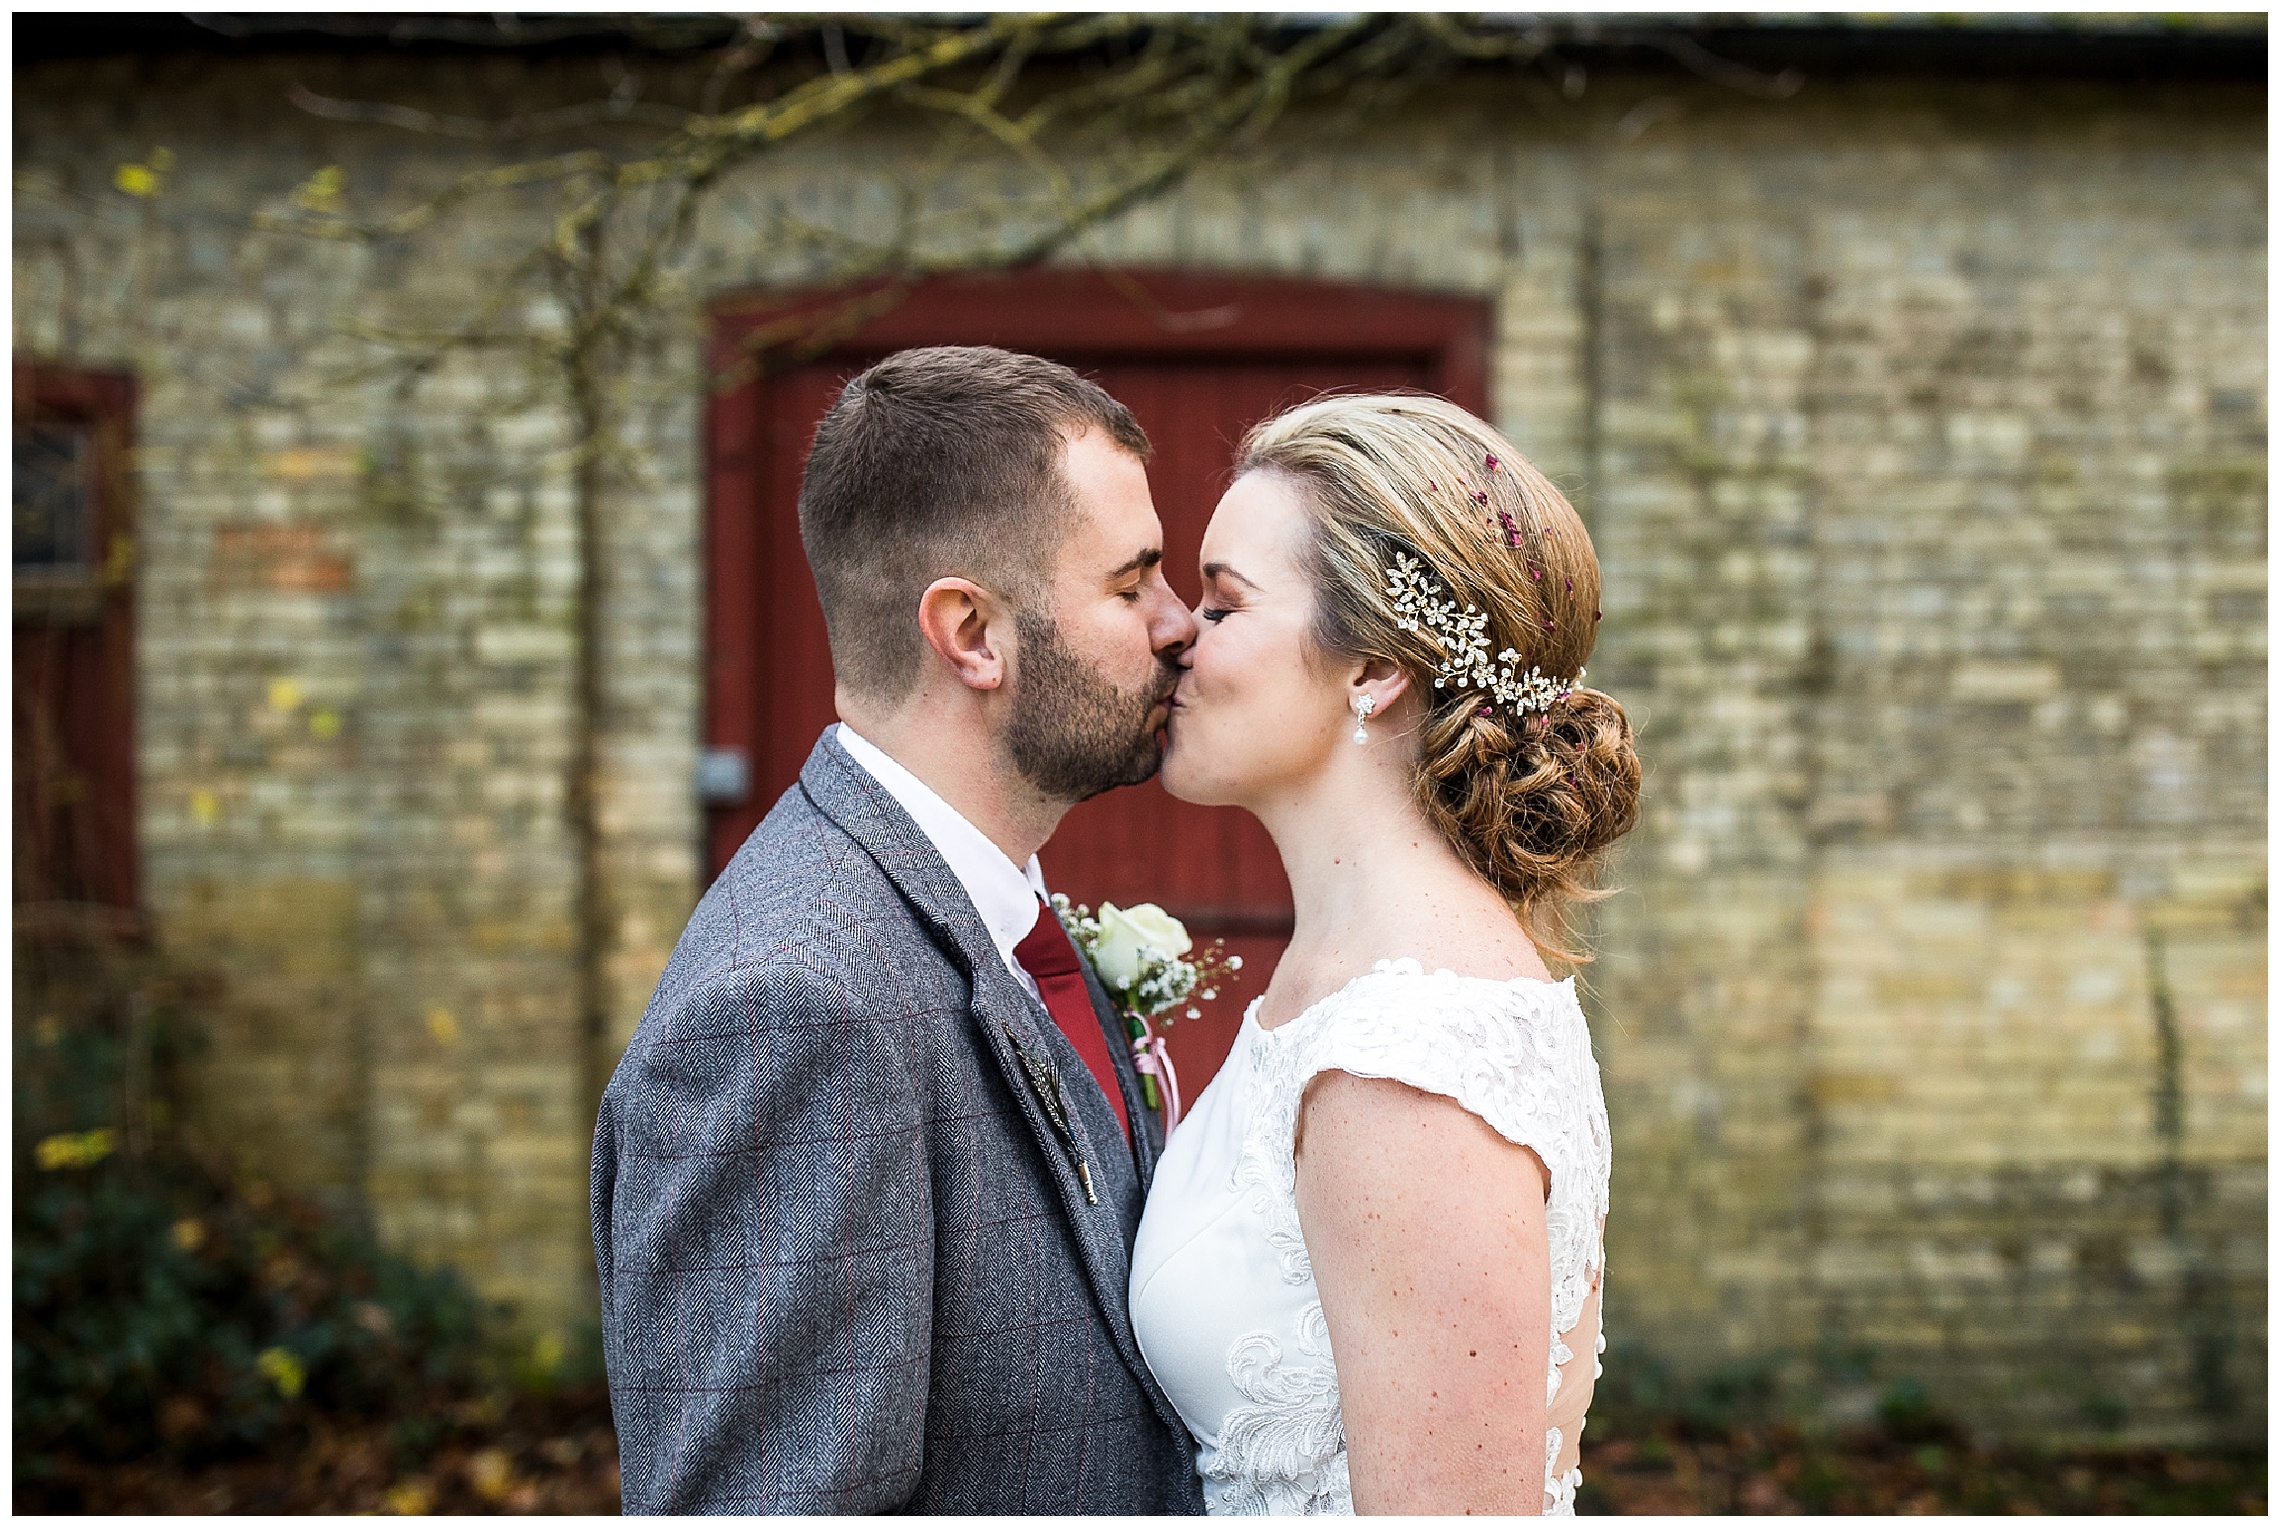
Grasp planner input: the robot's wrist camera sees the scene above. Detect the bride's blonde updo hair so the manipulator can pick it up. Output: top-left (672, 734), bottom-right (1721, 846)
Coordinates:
top-left (1239, 394), bottom-right (1641, 965)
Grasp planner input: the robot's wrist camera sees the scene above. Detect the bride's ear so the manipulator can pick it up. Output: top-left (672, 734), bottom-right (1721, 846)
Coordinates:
top-left (1347, 658), bottom-right (1410, 717)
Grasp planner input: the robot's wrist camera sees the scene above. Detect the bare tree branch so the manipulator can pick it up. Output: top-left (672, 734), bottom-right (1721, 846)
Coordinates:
top-left (285, 80), bottom-right (695, 141)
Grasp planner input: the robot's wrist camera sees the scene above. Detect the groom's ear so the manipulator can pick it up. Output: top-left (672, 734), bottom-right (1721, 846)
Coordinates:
top-left (917, 577), bottom-right (1010, 692)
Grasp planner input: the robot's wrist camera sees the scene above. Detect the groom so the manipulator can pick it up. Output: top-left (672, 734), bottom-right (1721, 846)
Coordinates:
top-left (592, 346), bottom-right (1206, 1513)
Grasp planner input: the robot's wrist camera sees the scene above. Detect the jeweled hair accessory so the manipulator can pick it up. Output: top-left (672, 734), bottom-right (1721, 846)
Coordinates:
top-left (1385, 550), bottom-right (1582, 717)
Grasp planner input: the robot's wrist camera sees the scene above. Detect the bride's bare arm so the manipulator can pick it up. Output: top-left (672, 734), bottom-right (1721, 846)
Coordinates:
top-left (1294, 1069), bottom-right (1554, 1515)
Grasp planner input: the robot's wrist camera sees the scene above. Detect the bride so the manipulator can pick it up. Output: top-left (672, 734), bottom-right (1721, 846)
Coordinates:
top-left (1130, 395), bottom-right (1641, 1515)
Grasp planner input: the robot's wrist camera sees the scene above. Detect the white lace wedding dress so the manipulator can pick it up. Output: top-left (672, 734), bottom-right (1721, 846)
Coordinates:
top-left (1130, 959), bottom-right (1611, 1515)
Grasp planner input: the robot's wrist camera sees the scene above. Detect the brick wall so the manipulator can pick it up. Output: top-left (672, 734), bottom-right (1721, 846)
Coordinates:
top-left (14, 50), bottom-right (2263, 1437)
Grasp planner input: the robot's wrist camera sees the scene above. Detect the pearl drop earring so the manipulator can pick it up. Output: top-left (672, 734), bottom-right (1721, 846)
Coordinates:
top-left (1351, 695), bottom-right (1376, 745)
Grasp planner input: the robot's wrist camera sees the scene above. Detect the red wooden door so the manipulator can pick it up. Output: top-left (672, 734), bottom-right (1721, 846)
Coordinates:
top-left (13, 362), bottom-right (139, 934)
top-left (707, 272), bottom-right (1489, 1093)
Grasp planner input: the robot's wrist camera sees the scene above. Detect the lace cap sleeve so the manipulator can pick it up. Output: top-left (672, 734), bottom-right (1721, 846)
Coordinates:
top-left (1279, 961), bottom-right (1610, 1316)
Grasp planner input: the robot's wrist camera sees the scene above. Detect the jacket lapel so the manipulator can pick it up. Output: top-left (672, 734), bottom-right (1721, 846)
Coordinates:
top-left (797, 732), bottom-right (1184, 1435)
top-left (1078, 953), bottom-right (1161, 1191)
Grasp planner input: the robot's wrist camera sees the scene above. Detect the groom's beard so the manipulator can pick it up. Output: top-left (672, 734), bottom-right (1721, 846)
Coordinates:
top-left (1006, 611), bottom-right (1177, 803)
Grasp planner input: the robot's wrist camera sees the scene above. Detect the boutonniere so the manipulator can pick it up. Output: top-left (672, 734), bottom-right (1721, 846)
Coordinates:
top-left (1051, 895), bottom-right (1240, 1135)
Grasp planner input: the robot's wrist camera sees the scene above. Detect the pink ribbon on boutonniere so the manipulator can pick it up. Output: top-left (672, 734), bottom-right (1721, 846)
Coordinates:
top-left (1131, 1029), bottom-right (1182, 1136)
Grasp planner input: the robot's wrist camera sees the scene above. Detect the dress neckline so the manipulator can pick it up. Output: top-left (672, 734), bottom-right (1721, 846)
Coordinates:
top-left (1243, 956), bottom-right (1575, 1036)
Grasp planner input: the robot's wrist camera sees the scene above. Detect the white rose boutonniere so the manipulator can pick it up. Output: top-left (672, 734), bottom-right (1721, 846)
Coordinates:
top-left (1051, 895), bottom-right (1240, 1135)
top-left (1089, 901), bottom-right (1191, 990)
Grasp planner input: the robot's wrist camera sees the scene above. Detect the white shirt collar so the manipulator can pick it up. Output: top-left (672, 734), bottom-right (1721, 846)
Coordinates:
top-left (834, 723), bottom-right (1050, 992)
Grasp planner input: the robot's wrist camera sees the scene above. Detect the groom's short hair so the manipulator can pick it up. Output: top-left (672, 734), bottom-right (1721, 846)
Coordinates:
top-left (799, 345), bottom-right (1151, 701)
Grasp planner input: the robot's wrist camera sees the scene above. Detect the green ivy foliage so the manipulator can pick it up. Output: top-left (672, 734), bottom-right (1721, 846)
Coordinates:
top-left (12, 948), bottom-right (502, 1490)
top-left (15, 1151), bottom-right (499, 1472)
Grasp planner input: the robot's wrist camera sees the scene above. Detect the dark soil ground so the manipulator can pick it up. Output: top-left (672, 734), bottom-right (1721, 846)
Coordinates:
top-left (20, 1393), bottom-right (2264, 1515)
top-left (1577, 1422), bottom-right (2266, 1516)
top-left (16, 1386), bottom-right (620, 1515)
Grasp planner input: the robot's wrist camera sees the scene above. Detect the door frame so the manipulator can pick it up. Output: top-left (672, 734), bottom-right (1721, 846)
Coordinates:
top-left (702, 268), bottom-right (1493, 874)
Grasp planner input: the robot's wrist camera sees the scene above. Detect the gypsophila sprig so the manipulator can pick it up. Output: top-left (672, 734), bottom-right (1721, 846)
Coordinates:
top-left (1385, 550), bottom-right (1582, 719)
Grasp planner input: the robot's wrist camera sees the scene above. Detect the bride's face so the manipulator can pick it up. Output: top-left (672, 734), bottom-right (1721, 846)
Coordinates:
top-left (1162, 470), bottom-right (1349, 808)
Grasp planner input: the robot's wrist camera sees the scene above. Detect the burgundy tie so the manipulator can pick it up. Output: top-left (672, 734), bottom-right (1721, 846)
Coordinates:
top-left (1012, 899), bottom-right (1132, 1146)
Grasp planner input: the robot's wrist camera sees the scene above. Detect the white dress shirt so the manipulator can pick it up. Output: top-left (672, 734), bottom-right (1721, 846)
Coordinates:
top-left (834, 722), bottom-right (1051, 1002)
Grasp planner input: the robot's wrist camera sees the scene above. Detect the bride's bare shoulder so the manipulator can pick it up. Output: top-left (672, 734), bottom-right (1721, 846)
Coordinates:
top-left (1374, 886), bottom-right (1556, 986)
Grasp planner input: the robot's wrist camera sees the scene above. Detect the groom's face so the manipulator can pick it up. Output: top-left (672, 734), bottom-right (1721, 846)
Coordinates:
top-left (1003, 429), bottom-right (1197, 802)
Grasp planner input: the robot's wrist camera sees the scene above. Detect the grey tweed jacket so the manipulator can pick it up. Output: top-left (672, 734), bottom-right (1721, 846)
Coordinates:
top-left (593, 730), bottom-right (1205, 1514)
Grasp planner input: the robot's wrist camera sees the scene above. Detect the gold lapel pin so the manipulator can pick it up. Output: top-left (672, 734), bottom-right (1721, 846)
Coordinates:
top-left (1002, 1023), bottom-right (1098, 1204)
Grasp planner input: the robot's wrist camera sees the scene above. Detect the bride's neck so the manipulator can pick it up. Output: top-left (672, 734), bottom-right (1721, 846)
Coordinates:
top-left (1253, 751), bottom-right (1474, 955)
